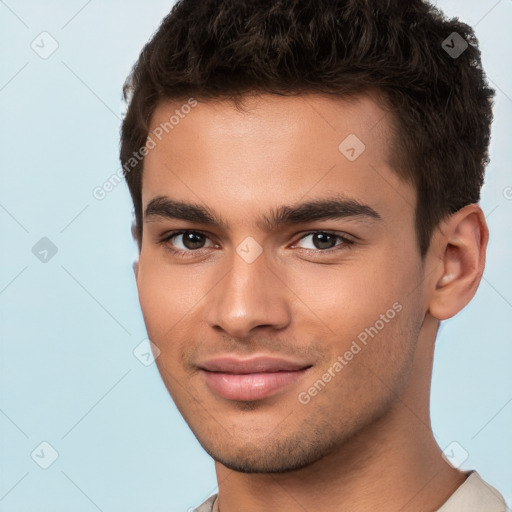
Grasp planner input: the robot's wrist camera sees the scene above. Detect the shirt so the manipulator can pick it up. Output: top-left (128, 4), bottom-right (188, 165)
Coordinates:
top-left (193, 471), bottom-right (509, 512)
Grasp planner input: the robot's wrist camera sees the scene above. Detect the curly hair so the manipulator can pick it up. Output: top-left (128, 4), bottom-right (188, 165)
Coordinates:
top-left (120, 0), bottom-right (494, 256)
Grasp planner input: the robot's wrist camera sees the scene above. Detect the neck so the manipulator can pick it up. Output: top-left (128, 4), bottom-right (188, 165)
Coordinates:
top-left (213, 315), bottom-right (467, 512)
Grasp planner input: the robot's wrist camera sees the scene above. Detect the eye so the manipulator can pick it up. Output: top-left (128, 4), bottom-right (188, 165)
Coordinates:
top-left (293, 231), bottom-right (354, 252)
top-left (160, 230), bottom-right (216, 257)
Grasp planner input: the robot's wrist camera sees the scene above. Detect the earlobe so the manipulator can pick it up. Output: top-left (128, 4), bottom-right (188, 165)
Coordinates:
top-left (428, 204), bottom-right (488, 320)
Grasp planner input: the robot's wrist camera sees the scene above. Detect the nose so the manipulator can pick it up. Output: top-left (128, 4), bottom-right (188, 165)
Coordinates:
top-left (204, 245), bottom-right (291, 339)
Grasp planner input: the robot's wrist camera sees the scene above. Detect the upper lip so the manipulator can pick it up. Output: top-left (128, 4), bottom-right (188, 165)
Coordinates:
top-left (198, 356), bottom-right (312, 374)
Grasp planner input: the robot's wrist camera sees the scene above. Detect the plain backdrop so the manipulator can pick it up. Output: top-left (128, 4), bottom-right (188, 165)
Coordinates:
top-left (1, 1), bottom-right (511, 511)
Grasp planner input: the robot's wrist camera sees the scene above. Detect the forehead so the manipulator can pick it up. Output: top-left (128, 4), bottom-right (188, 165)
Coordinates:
top-left (147, 92), bottom-right (390, 156)
top-left (142, 93), bottom-right (413, 224)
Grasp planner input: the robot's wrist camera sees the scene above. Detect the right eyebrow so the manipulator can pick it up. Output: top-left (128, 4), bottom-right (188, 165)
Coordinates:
top-left (144, 196), bottom-right (229, 229)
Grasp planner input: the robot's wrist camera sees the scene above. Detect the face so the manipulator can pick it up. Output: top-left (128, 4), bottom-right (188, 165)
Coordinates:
top-left (136, 93), bottom-right (428, 473)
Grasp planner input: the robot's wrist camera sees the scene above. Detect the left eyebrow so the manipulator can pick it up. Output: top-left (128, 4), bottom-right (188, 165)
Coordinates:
top-left (143, 193), bottom-right (382, 232)
top-left (257, 194), bottom-right (382, 232)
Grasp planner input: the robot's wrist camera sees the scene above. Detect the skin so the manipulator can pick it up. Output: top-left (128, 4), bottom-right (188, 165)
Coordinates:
top-left (133, 93), bottom-right (488, 512)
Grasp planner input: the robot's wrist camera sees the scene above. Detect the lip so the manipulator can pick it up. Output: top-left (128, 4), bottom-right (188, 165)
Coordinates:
top-left (198, 356), bottom-right (313, 401)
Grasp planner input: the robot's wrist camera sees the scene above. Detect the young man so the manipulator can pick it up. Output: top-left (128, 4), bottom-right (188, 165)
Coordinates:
top-left (119, 1), bottom-right (508, 510)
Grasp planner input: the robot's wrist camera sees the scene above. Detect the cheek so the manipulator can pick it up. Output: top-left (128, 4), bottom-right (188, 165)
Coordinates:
top-left (284, 253), bottom-right (405, 330)
top-left (136, 254), bottom-right (202, 343)
top-left (293, 250), bottom-right (421, 369)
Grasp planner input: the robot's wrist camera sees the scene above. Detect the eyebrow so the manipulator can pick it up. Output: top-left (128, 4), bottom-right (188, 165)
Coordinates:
top-left (144, 194), bottom-right (382, 232)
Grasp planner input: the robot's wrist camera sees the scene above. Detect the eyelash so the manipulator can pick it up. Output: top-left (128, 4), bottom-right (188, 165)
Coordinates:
top-left (159, 230), bottom-right (355, 259)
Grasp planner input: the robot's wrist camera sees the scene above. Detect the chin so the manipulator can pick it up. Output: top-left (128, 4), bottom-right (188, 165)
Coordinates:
top-left (197, 432), bottom-right (339, 474)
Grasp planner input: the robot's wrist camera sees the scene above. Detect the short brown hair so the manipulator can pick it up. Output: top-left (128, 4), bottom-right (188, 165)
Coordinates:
top-left (120, 0), bottom-right (494, 256)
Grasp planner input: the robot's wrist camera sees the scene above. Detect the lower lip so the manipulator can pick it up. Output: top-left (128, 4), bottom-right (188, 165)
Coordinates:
top-left (201, 368), bottom-right (310, 401)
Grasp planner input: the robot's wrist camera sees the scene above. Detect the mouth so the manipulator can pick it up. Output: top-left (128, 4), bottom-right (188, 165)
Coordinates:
top-left (197, 355), bottom-right (313, 401)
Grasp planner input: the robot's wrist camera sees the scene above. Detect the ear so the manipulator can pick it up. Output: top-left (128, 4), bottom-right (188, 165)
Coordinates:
top-left (133, 260), bottom-right (139, 280)
top-left (427, 204), bottom-right (488, 320)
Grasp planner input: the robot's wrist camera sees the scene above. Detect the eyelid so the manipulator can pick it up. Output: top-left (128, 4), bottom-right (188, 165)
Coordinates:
top-left (160, 229), bottom-right (217, 249)
top-left (291, 230), bottom-right (355, 249)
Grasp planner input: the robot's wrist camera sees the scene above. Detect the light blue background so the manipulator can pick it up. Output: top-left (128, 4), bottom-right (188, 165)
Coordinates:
top-left (1, 1), bottom-right (511, 510)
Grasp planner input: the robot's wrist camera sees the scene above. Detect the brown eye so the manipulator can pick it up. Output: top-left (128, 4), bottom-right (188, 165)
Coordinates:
top-left (178, 232), bottom-right (206, 250)
top-left (295, 232), bottom-right (354, 252)
top-left (311, 233), bottom-right (338, 250)
top-left (161, 230), bottom-right (215, 255)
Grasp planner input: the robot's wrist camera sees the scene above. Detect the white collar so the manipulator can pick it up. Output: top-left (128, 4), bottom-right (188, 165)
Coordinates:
top-left (436, 471), bottom-right (508, 512)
